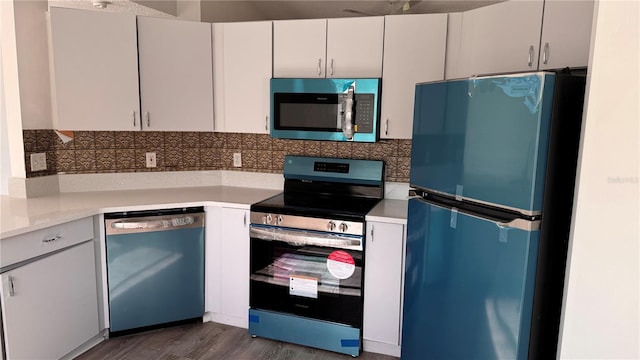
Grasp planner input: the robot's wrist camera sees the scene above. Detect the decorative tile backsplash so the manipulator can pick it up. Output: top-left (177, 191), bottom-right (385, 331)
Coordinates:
top-left (23, 130), bottom-right (412, 182)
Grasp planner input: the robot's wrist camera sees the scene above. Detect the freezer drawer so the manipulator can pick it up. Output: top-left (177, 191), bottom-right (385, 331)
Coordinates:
top-left (401, 198), bottom-right (540, 360)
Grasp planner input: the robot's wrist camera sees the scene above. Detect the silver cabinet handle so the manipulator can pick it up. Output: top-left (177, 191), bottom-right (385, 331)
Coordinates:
top-left (146, 112), bottom-right (150, 127)
top-left (42, 235), bottom-right (62, 243)
top-left (385, 119), bottom-right (389, 136)
top-left (8, 276), bottom-right (15, 297)
top-left (132, 111), bottom-right (136, 127)
top-left (265, 116), bottom-right (269, 131)
top-left (543, 42), bottom-right (550, 65)
top-left (317, 58), bottom-right (322, 76)
top-left (243, 212), bottom-right (247, 226)
top-left (528, 45), bottom-right (534, 67)
top-left (370, 225), bottom-right (374, 241)
top-left (330, 59), bottom-right (334, 76)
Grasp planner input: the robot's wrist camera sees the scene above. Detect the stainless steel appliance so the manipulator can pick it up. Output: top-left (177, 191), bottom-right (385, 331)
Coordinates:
top-left (249, 156), bottom-right (385, 356)
top-left (104, 207), bottom-right (205, 335)
top-left (402, 72), bottom-right (586, 359)
top-left (270, 78), bottom-right (381, 142)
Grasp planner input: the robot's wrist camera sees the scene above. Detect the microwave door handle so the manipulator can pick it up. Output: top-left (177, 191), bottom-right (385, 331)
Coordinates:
top-left (342, 86), bottom-right (354, 140)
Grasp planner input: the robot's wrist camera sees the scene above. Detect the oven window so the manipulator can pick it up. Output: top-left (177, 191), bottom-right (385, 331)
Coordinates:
top-left (250, 237), bottom-right (364, 327)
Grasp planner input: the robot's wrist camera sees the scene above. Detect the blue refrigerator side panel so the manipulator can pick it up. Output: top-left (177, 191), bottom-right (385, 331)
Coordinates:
top-left (401, 198), bottom-right (540, 360)
top-left (410, 73), bottom-right (556, 213)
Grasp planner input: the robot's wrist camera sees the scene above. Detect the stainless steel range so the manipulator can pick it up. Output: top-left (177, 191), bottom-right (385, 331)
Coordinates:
top-left (248, 155), bottom-right (385, 356)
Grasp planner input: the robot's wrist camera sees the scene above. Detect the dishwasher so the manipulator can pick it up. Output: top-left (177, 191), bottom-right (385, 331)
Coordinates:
top-left (104, 207), bottom-right (205, 335)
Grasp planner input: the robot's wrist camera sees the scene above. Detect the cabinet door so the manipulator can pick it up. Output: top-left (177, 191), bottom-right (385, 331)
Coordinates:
top-left (363, 221), bottom-right (405, 347)
top-left (50, 7), bottom-right (139, 131)
top-left (208, 207), bottom-right (250, 328)
top-left (326, 17), bottom-right (384, 78)
top-left (381, 14), bottom-right (447, 139)
top-left (1, 241), bottom-right (99, 359)
top-left (458, 0), bottom-right (544, 77)
top-left (214, 21), bottom-right (272, 133)
top-left (137, 17), bottom-right (214, 132)
top-left (273, 19), bottom-right (327, 78)
top-left (539, 0), bottom-right (594, 70)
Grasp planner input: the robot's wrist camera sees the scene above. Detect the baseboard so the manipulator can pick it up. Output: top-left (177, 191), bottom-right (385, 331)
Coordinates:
top-left (363, 339), bottom-right (401, 357)
top-left (60, 329), bottom-right (107, 360)
top-left (210, 313), bottom-right (248, 329)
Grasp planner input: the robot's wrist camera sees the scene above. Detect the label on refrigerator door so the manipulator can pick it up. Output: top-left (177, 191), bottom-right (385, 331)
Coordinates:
top-left (290, 275), bottom-right (318, 299)
top-left (327, 250), bottom-right (355, 279)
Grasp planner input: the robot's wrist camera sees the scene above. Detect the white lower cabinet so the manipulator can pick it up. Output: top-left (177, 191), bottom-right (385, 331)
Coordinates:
top-left (1, 241), bottom-right (99, 359)
top-left (206, 206), bottom-right (250, 328)
top-left (363, 221), bottom-right (406, 357)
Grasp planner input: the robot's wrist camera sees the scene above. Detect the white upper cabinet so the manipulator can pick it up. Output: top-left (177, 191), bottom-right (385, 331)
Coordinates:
top-left (50, 7), bottom-right (140, 131)
top-left (213, 21), bottom-right (272, 133)
top-left (538, 0), bottom-right (594, 70)
top-left (447, 0), bottom-right (593, 79)
top-left (380, 14), bottom-right (447, 139)
top-left (326, 17), bottom-right (384, 78)
top-left (273, 19), bottom-right (327, 78)
top-left (137, 17), bottom-right (214, 132)
top-left (452, 0), bottom-right (545, 78)
top-left (273, 17), bottom-right (384, 78)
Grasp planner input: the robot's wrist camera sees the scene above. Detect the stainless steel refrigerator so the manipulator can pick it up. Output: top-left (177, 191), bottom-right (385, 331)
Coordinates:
top-left (401, 72), bottom-right (586, 360)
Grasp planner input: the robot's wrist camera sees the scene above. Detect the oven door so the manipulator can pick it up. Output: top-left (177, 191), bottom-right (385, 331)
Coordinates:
top-left (249, 224), bottom-right (364, 328)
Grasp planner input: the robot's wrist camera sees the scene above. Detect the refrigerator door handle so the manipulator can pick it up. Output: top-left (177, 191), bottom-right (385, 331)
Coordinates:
top-left (497, 218), bottom-right (540, 232)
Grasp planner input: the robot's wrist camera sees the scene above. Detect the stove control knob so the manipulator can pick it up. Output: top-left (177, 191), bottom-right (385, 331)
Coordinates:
top-left (265, 214), bottom-right (273, 224)
top-left (276, 215), bottom-right (283, 225)
top-left (339, 223), bottom-right (348, 232)
top-left (327, 221), bottom-right (336, 231)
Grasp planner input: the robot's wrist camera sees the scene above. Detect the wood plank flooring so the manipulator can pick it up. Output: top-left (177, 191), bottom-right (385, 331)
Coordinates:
top-left (77, 322), bottom-right (399, 360)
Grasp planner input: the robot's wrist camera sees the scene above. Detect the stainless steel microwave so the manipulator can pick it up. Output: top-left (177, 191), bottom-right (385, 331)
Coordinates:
top-left (270, 78), bottom-right (381, 142)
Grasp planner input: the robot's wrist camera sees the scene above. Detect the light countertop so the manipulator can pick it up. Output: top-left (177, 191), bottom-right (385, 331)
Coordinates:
top-left (1, 186), bottom-right (280, 239)
top-left (1, 187), bottom-right (408, 239)
top-left (366, 199), bottom-right (408, 225)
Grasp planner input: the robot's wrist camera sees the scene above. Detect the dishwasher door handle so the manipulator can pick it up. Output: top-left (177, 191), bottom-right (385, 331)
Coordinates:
top-left (106, 214), bottom-right (205, 234)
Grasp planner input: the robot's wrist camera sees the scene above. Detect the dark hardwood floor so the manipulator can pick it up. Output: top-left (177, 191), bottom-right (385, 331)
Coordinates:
top-left (77, 322), bottom-right (399, 360)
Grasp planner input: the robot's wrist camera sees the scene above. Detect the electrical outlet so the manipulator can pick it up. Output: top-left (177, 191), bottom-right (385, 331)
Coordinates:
top-left (145, 152), bottom-right (157, 168)
top-left (233, 152), bottom-right (242, 167)
top-left (30, 152), bottom-right (47, 172)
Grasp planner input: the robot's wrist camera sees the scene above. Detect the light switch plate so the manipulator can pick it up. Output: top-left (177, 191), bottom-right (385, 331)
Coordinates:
top-left (30, 153), bottom-right (47, 171)
top-left (145, 152), bottom-right (157, 168)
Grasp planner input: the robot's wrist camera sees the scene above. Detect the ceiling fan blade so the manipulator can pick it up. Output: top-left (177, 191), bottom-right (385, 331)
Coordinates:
top-left (342, 8), bottom-right (382, 16)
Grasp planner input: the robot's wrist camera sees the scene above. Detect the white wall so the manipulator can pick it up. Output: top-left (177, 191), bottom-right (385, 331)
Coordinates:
top-left (559, 0), bottom-right (640, 358)
top-left (1, 45), bottom-right (11, 196)
top-left (1, 0), bottom-right (27, 179)
top-left (14, 0), bottom-right (52, 130)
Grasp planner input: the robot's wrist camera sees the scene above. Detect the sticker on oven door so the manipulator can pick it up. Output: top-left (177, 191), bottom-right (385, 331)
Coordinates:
top-left (290, 275), bottom-right (318, 299)
top-left (327, 250), bottom-right (355, 279)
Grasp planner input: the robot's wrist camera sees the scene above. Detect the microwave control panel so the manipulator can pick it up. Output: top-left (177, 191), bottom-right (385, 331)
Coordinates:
top-left (354, 94), bottom-right (375, 134)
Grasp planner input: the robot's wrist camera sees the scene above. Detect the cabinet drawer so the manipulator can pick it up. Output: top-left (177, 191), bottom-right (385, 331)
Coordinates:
top-left (1, 217), bottom-right (94, 268)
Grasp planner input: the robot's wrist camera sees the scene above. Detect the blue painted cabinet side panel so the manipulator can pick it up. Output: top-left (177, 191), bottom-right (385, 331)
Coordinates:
top-left (410, 73), bottom-right (556, 213)
top-left (401, 199), bottom-right (539, 360)
top-left (107, 227), bottom-right (205, 332)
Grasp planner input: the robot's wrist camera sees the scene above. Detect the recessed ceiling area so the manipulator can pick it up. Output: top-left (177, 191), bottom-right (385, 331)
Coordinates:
top-left (50, 0), bottom-right (502, 22)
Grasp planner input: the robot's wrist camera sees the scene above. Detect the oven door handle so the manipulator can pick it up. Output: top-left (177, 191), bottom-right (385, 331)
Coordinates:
top-left (250, 226), bottom-right (363, 251)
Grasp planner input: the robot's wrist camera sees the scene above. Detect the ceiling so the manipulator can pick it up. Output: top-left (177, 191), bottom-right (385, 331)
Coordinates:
top-left (50, 0), bottom-right (502, 21)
